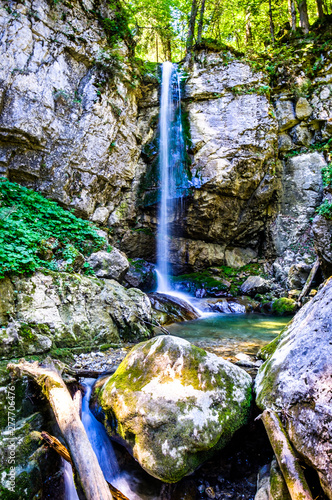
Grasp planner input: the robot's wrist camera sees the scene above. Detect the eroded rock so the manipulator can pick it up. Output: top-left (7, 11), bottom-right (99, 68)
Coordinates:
top-left (255, 278), bottom-right (332, 498)
top-left (0, 271), bottom-right (152, 357)
top-left (88, 248), bottom-right (129, 282)
top-left (91, 335), bottom-right (252, 483)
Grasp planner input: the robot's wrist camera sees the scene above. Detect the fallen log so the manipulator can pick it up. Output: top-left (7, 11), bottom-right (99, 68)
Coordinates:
top-left (41, 431), bottom-right (72, 464)
top-left (261, 409), bottom-right (313, 500)
top-left (297, 259), bottom-right (320, 306)
top-left (8, 359), bottom-right (113, 500)
top-left (40, 430), bottom-right (129, 500)
top-left (73, 389), bottom-right (83, 418)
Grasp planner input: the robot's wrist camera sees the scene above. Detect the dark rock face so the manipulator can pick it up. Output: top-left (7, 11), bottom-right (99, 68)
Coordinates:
top-left (124, 258), bottom-right (157, 292)
top-left (149, 292), bottom-right (200, 325)
top-left (255, 278), bottom-right (332, 498)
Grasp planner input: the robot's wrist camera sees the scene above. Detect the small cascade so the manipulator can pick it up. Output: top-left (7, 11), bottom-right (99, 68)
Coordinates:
top-left (156, 62), bottom-right (189, 293)
top-left (79, 379), bottom-right (152, 500)
top-left (63, 459), bottom-right (79, 500)
top-left (81, 379), bottom-right (120, 482)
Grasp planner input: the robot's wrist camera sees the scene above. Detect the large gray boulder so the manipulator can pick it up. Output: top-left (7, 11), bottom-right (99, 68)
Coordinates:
top-left (91, 335), bottom-right (252, 483)
top-left (255, 279), bottom-right (332, 499)
top-left (88, 248), bottom-right (129, 281)
top-left (240, 276), bottom-right (271, 296)
top-left (0, 272), bottom-right (152, 358)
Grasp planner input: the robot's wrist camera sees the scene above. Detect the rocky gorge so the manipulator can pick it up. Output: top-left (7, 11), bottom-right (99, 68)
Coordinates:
top-left (0, 0), bottom-right (332, 499)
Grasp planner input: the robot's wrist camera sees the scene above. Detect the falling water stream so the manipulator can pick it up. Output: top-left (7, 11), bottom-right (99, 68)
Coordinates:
top-left (156, 62), bottom-right (190, 293)
top-left (63, 379), bottom-right (160, 500)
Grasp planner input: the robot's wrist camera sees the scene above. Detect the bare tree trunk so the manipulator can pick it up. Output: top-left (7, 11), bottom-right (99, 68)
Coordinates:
top-left (156, 33), bottom-right (159, 63)
top-left (166, 38), bottom-right (172, 61)
top-left (288, 0), bottom-right (297, 29)
top-left (7, 360), bottom-right (113, 500)
top-left (269, 0), bottom-right (275, 43)
top-left (261, 410), bottom-right (313, 500)
top-left (185, 0), bottom-right (198, 62)
top-left (316, 0), bottom-right (325, 17)
top-left (245, 9), bottom-right (253, 45)
top-left (296, 0), bottom-right (310, 33)
top-left (197, 0), bottom-right (206, 45)
top-left (297, 259), bottom-right (320, 306)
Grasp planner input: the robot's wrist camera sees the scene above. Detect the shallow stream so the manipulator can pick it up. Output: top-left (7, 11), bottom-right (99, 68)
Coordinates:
top-left (167, 313), bottom-right (289, 363)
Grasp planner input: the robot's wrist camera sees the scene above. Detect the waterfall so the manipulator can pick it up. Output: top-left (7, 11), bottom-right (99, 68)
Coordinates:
top-left (156, 62), bottom-right (189, 292)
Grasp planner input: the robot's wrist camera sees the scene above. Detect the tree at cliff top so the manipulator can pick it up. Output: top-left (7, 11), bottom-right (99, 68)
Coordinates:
top-left (127, 0), bottom-right (332, 61)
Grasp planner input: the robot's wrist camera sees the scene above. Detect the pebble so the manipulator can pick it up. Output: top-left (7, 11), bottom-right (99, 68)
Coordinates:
top-left (71, 347), bottom-right (129, 373)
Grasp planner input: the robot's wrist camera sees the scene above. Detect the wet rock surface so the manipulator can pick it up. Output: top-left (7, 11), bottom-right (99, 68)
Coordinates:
top-left (124, 258), bottom-right (157, 292)
top-left (91, 335), bottom-right (252, 483)
top-left (255, 278), bottom-right (332, 498)
top-left (149, 292), bottom-right (200, 325)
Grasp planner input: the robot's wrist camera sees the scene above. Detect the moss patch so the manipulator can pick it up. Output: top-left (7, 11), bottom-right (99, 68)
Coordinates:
top-left (272, 298), bottom-right (297, 316)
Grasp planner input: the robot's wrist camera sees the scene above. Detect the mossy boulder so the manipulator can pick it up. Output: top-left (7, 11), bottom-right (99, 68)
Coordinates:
top-left (91, 335), bottom-right (252, 483)
top-left (255, 278), bottom-right (332, 498)
top-left (271, 297), bottom-right (297, 316)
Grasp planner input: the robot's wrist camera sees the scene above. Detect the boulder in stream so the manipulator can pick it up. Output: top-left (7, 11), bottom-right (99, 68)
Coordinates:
top-left (255, 278), bottom-right (332, 499)
top-left (149, 292), bottom-right (200, 325)
top-left (91, 335), bottom-right (252, 483)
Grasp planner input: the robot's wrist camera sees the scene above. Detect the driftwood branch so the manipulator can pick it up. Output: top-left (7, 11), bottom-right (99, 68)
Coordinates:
top-left (298, 259), bottom-right (320, 306)
top-left (40, 431), bottom-right (129, 500)
top-left (261, 409), bottom-right (313, 500)
top-left (41, 431), bottom-right (72, 464)
top-left (7, 359), bottom-right (113, 500)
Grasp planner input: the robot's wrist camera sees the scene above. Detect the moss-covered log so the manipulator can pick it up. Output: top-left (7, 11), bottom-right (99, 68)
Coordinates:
top-left (7, 359), bottom-right (113, 500)
top-left (261, 409), bottom-right (312, 500)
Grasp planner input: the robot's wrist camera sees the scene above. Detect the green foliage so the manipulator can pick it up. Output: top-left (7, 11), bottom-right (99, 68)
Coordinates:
top-left (0, 178), bottom-right (106, 277)
top-left (317, 199), bottom-right (332, 220)
top-left (322, 163), bottom-right (332, 187)
top-left (271, 298), bottom-right (297, 316)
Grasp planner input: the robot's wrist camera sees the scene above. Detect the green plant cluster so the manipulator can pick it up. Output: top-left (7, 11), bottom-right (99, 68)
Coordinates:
top-left (171, 263), bottom-right (265, 296)
top-left (322, 162), bottom-right (332, 187)
top-left (0, 178), bottom-right (106, 277)
top-left (102, 0), bottom-right (133, 48)
top-left (317, 199), bottom-right (332, 219)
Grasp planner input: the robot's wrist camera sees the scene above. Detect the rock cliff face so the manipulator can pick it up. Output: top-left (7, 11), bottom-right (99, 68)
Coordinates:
top-left (0, 0), bottom-right (143, 224)
top-left (135, 53), bottom-right (280, 272)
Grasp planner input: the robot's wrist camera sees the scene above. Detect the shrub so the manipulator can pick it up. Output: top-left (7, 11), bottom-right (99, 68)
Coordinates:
top-left (0, 178), bottom-right (105, 277)
top-left (272, 298), bottom-right (297, 316)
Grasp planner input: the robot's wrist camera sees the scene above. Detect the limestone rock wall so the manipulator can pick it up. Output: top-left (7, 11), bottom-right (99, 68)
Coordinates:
top-left (0, 0), bottom-right (144, 225)
top-left (132, 53), bottom-right (280, 272)
top-left (268, 53), bottom-right (332, 283)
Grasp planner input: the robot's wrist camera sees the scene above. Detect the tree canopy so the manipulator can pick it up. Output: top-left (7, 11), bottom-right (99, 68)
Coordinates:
top-left (119, 0), bottom-right (332, 62)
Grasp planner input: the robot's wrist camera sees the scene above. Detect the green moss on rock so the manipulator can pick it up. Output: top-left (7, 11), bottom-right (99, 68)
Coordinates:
top-left (272, 298), bottom-right (297, 316)
top-left (91, 335), bottom-right (252, 483)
